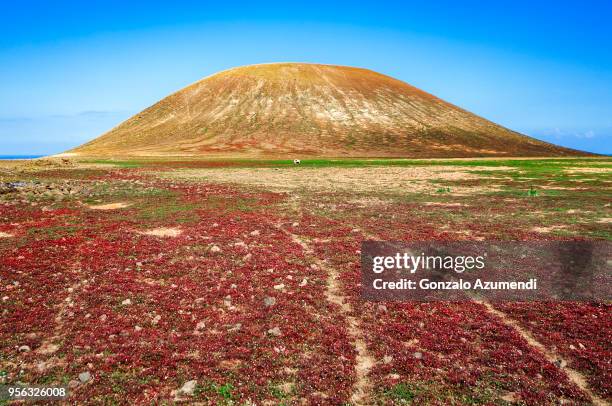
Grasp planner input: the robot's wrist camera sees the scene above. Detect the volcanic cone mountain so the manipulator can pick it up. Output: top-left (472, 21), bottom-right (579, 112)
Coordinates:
top-left (71, 63), bottom-right (584, 157)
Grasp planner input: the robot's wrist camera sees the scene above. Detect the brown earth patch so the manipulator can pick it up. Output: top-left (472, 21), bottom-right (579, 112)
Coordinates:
top-left (139, 227), bottom-right (182, 237)
top-left (165, 166), bottom-right (507, 195)
top-left (87, 202), bottom-right (132, 210)
top-left (423, 202), bottom-right (467, 207)
top-left (565, 167), bottom-right (611, 174)
top-left (531, 226), bottom-right (568, 233)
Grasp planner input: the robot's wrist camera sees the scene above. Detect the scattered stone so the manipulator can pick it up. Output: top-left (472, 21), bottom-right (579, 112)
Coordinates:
top-left (292, 222), bottom-right (299, 227)
top-left (299, 278), bottom-right (308, 287)
top-left (413, 351), bottom-right (423, 360)
top-left (268, 327), bottom-right (282, 337)
top-left (36, 343), bottom-right (59, 354)
top-left (553, 359), bottom-right (567, 368)
top-left (135, 325), bottom-right (142, 332)
top-left (264, 296), bottom-right (276, 307)
top-left (121, 298), bottom-right (132, 306)
top-left (78, 371), bottom-right (91, 383)
top-left (210, 245), bottom-right (222, 253)
top-left (501, 392), bottom-right (519, 402)
top-left (18, 345), bottom-right (31, 352)
top-left (569, 344), bottom-right (576, 350)
top-left (195, 321), bottom-right (206, 330)
top-left (383, 355), bottom-right (393, 364)
top-left (227, 323), bottom-right (242, 332)
top-left (177, 380), bottom-right (197, 397)
top-left (274, 283), bottom-right (285, 290)
top-left (250, 230), bottom-right (260, 236)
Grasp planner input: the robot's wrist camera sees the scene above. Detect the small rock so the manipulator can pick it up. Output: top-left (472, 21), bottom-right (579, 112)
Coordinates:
top-left (227, 323), bottom-right (242, 332)
top-left (299, 278), bottom-right (308, 287)
top-left (212, 223), bottom-right (219, 228)
top-left (210, 245), bottom-right (222, 253)
top-left (413, 351), bottom-right (423, 360)
top-left (224, 295), bottom-right (232, 307)
top-left (268, 327), bottom-right (282, 337)
top-left (195, 321), bottom-right (206, 330)
top-left (578, 342), bottom-right (585, 350)
top-left (121, 298), bottom-right (132, 306)
top-left (292, 222), bottom-right (299, 227)
top-left (37, 343), bottom-right (59, 355)
top-left (569, 344), bottom-right (576, 350)
top-left (152, 315), bottom-right (161, 325)
top-left (68, 380), bottom-right (80, 389)
top-left (273, 284), bottom-right (285, 290)
top-left (135, 325), bottom-right (142, 332)
top-left (264, 297), bottom-right (276, 307)
top-left (18, 345), bottom-right (31, 352)
top-left (383, 355), bottom-right (393, 364)
top-left (78, 371), bottom-right (91, 383)
top-left (177, 380), bottom-right (197, 397)
top-left (250, 230), bottom-right (260, 236)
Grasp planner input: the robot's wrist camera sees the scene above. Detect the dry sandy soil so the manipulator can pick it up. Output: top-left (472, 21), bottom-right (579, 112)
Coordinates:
top-left (163, 165), bottom-right (515, 195)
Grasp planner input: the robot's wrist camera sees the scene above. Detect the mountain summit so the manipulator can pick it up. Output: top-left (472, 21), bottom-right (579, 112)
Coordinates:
top-left (71, 63), bottom-right (583, 157)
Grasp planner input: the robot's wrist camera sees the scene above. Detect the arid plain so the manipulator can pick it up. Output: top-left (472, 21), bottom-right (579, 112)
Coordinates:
top-left (1, 156), bottom-right (610, 404)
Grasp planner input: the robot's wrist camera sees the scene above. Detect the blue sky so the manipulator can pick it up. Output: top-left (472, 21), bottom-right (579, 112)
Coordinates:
top-left (1, 0), bottom-right (611, 155)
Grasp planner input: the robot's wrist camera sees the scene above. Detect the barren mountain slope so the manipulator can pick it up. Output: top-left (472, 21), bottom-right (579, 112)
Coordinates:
top-left (71, 63), bottom-right (585, 157)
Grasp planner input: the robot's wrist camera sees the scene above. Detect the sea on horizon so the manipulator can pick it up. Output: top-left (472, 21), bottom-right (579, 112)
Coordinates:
top-left (0, 155), bottom-right (45, 160)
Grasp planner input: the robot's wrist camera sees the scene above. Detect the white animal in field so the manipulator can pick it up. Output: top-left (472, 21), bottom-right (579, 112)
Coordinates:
top-left (293, 159), bottom-right (301, 165)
